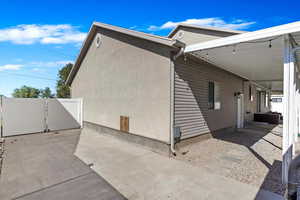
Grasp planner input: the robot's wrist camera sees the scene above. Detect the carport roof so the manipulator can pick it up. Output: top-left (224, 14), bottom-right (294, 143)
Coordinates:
top-left (184, 21), bottom-right (300, 91)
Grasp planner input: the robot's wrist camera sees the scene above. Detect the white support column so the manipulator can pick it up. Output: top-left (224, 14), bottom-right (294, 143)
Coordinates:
top-left (282, 35), bottom-right (295, 185)
top-left (291, 55), bottom-right (296, 156)
top-left (298, 77), bottom-right (300, 142)
top-left (295, 65), bottom-right (300, 142)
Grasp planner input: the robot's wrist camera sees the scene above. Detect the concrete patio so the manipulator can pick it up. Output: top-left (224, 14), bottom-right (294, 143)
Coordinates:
top-left (0, 129), bottom-right (126, 200)
top-left (176, 123), bottom-right (284, 195)
top-left (75, 125), bottom-right (284, 200)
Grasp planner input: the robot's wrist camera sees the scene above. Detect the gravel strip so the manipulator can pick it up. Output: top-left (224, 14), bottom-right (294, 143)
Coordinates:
top-left (175, 125), bottom-right (286, 196)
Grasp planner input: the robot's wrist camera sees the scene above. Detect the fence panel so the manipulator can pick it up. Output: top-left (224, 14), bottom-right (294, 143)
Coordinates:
top-left (0, 97), bottom-right (83, 137)
top-left (47, 98), bottom-right (82, 131)
top-left (1, 98), bottom-right (46, 137)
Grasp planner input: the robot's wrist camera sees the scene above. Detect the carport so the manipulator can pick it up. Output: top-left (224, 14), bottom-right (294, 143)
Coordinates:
top-left (184, 21), bottom-right (300, 186)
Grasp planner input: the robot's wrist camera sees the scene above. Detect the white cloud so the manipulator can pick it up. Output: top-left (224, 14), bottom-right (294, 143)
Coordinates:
top-left (0, 64), bottom-right (23, 71)
top-left (32, 68), bottom-right (41, 71)
top-left (0, 24), bottom-right (87, 45)
top-left (148, 18), bottom-right (255, 31)
top-left (30, 60), bottom-right (73, 68)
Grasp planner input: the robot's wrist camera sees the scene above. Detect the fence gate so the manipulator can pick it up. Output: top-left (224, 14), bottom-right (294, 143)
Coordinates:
top-left (0, 97), bottom-right (83, 137)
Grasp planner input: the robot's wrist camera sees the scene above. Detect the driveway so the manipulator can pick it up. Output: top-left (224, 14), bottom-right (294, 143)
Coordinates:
top-left (0, 129), bottom-right (126, 200)
top-left (75, 126), bottom-right (284, 200)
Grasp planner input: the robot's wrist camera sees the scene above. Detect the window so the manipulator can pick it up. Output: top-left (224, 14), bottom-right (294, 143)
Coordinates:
top-left (271, 98), bottom-right (282, 103)
top-left (208, 81), bottom-right (221, 110)
top-left (249, 85), bottom-right (252, 101)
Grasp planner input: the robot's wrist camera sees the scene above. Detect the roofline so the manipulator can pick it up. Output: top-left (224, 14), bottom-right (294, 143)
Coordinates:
top-left (168, 23), bottom-right (246, 38)
top-left (185, 21), bottom-right (300, 53)
top-left (66, 22), bottom-right (184, 86)
top-left (93, 22), bottom-right (184, 48)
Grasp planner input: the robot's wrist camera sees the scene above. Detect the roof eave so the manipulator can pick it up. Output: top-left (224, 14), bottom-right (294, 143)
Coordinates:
top-left (168, 24), bottom-right (246, 38)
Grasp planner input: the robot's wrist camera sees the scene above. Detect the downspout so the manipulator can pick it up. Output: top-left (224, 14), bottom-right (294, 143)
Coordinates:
top-left (170, 47), bottom-right (185, 156)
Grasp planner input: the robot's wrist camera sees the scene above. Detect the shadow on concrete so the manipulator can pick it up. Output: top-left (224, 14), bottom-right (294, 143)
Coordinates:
top-left (210, 123), bottom-right (285, 197)
top-left (0, 129), bottom-right (126, 200)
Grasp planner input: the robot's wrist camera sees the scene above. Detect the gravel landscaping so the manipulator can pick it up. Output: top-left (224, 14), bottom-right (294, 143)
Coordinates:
top-left (175, 123), bottom-right (285, 196)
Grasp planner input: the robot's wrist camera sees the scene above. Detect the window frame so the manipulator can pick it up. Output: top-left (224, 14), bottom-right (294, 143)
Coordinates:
top-left (208, 81), bottom-right (221, 110)
top-left (249, 85), bottom-right (252, 101)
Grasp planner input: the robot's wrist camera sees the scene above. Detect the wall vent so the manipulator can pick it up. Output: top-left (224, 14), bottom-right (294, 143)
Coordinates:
top-left (120, 116), bottom-right (129, 132)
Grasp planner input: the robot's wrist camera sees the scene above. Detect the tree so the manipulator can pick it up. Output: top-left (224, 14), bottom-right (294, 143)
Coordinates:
top-left (56, 63), bottom-right (73, 98)
top-left (40, 87), bottom-right (54, 98)
top-left (12, 86), bottom-right (40, 98)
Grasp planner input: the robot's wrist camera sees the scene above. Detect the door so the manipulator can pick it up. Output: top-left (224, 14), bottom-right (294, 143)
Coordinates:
top-left (237, 94), bottom-right (244, 128)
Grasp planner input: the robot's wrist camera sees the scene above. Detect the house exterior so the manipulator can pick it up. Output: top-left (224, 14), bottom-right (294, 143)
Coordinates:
top-left (67, 22), bottom-right (271, 154)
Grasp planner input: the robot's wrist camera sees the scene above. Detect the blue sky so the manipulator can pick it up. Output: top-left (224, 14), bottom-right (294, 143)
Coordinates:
top-left (0, 0), bottom-right (299, 96)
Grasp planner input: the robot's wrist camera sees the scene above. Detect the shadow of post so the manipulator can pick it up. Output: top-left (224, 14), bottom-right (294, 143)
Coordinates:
top-left (210, 123), bottom-right (286, 197)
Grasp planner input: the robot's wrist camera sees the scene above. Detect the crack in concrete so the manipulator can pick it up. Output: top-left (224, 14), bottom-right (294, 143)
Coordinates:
top-left (12, 172), bottom-right (94, 200)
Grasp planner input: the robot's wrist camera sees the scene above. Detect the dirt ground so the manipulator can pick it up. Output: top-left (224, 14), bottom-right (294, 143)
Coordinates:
top-left (175, 123), bottom-right (285, 195)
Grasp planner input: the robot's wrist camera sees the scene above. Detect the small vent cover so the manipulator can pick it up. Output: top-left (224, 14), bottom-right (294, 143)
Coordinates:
top-left (176, 31), bottom-right (184, 39)
top-left (95, 33), bottom-right (102, 48)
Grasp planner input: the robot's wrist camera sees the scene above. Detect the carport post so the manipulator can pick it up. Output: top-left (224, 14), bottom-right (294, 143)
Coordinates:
top-left (282, 35), bottom-right (296, 185)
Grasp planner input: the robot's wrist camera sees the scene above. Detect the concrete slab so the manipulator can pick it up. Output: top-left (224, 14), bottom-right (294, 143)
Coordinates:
top-left (75, 127), bottom-right (284, 200)
top-left (14, 172), bottom-right (125, 200)
top-left (0, 129), bottom-right (126, 200)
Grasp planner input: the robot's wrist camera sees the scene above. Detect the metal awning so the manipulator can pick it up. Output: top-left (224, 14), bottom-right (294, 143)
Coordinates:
top-left (184, 21), bottom-right (300, 92)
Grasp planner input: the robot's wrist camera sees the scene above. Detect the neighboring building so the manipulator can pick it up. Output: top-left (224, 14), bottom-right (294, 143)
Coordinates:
top-left (271, 94), bottom-right (283, 114)
top-left (67, 22), bottom-right (271, 154)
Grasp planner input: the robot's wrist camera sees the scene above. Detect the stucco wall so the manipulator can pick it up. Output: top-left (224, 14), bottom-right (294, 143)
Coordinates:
top-left (174, 56), bottom-right (244, 139)
top-left (71, 28), bottom-right (172, 143)
top-left (170, 26), bottom-right (237, 45)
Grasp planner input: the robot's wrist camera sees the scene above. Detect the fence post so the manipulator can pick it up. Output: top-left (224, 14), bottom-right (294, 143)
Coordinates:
top-left (0, 96), bottom-right (2, 138)
top-left (44, 99), bottom-right (49, 133)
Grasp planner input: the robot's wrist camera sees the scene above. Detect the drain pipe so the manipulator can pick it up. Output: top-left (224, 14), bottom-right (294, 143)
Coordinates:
top-left (170, 47), bottom-right (185, 156)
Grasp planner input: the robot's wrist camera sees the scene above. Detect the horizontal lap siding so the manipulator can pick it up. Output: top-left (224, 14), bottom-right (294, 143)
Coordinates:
top-left (174, 58), bottom-right (209, 139)
top-left (174, 56), bottom-right (243, 139)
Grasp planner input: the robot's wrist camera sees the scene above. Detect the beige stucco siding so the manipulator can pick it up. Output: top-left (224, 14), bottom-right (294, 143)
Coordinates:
top-left (71, 28), bottom-right (172, 143)
top-left (174, 56), bottom-right (244, 139)
top-left (171, 27), bottom-right (237, 45)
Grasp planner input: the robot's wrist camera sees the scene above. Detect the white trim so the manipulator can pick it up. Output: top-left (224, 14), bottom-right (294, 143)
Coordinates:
top-left (185, 21), bottom-right (300, 53)
top-left (170, 57), bottom-right (176, 155)
top-left (237, 94), bottom-right (244, 129)
top-left (282, 35), bottom-right (296, 185)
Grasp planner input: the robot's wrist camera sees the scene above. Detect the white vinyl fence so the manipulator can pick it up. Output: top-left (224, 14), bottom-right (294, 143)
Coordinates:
top-left (0, 97), bottom-right (82, 137)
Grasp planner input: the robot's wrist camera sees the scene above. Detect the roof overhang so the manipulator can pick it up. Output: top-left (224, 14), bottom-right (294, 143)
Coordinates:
top-left (184, 21), bottom-right (300, 92)
top-left (168, 23), bottom-right (246, 38)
